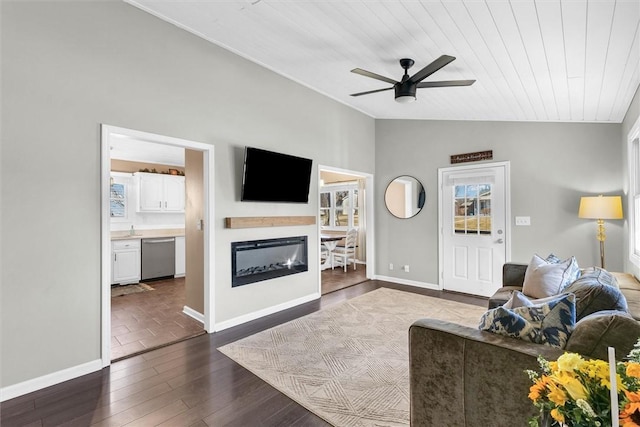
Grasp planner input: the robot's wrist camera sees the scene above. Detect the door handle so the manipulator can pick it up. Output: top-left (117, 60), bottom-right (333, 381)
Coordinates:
top-left (496, 238), bottom-right (504, 244)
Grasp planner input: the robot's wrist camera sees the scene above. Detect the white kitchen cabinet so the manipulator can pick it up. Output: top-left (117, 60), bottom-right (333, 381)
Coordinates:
top-left (112, 239), bottom-right (141, 285)
top-left (175, 236), bottom-right (186, 277)
top-left (163, 176), bottom-right (185, 212)
top-left (135, 172), bottom-right (185, 213)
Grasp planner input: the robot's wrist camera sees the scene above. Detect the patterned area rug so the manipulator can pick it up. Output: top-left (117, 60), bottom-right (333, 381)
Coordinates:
top-left (111, 283), bottom-right (154, 298)
top-left (218, 288), bottom-right (487, 426)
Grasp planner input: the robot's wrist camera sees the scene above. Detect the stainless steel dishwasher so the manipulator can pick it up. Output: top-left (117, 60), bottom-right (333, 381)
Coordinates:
top-left (141, 237), bottom-right (175, 281)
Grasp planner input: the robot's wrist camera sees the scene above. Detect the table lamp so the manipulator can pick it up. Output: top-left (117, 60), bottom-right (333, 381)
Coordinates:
top-left (578, 195), bottom-right (623, 269)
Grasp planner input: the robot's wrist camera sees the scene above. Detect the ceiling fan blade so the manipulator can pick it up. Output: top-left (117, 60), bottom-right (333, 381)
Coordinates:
top-left (416, 80), bottom-right (476, 88)
top-left (351, 68), bottom-right (398, 85)
top-left (409, 55), bottom-right (456, 83)
top-left (350, 87), bottom-right (394, 97)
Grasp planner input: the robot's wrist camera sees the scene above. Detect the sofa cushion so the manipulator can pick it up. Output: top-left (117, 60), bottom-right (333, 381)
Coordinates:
top-left (522, 254), bottom-right (580, 299)
top-left (479, 293), bottom-right (576, 348)
top-left (565, 310), bottom-right (640, 360)
top-left (611, 272), bottom-right (640, 320)
top-left (563, 270), bottom-right (627, 320)
top-left (488, 286), bottom-right (522, 309)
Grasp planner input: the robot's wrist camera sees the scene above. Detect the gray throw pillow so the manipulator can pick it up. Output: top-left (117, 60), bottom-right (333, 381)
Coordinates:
top-left (522, 254), bottom-right (580, 299)
top-left (564, 271), bottom-right (627, 320)
top-left (565, 310), bottom-right (640, 360)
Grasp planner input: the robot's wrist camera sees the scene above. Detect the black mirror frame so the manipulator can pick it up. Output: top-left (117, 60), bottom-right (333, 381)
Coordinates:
top-left (384, 175), bottom-right (425, 219)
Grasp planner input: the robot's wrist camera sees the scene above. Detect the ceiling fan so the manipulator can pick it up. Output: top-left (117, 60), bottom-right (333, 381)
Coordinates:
top-left (350, 55), bottom-right (475, 103)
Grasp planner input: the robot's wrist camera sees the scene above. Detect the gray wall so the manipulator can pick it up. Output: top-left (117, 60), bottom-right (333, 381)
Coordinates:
top-left (622, 86), bottom-right (640, 276)
top-left (1, 1), bottom-right (375, 388)
top-left (375, 120), bottom-right (622, 284)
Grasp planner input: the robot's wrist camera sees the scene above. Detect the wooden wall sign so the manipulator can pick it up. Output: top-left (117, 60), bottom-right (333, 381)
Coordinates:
top-left (450, 150), bottom-right (493, 164)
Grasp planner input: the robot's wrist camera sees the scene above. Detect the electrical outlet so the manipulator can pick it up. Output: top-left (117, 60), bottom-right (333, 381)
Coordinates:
top-left (515, 216), bottom-right (531, 226)
top-left (403, 265), bottom-right (410, 272)
top-left (389, 263), bottom-right (394, 270)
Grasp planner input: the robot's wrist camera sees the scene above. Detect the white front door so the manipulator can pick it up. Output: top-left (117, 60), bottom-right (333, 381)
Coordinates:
top-left (439, 162), bottom-right (510, 297)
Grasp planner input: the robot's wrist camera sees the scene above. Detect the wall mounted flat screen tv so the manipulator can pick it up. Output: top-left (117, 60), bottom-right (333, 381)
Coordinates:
top-left (241, 147), bottom-right (313, 203)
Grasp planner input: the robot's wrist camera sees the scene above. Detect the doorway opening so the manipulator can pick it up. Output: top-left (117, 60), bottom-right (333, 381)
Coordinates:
top-left (101, 125), bottom-right (215, 366)
top-left (318, 166), bottom-right (374, 295)
top-left (438, 162), bottom-right (511, 297)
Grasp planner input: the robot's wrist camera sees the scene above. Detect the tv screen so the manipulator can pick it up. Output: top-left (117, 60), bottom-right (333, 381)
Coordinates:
top-left (241, 147), bottom-right (313, 203)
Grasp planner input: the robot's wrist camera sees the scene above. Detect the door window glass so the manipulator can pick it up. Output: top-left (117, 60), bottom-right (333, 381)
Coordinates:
top-left (454, 184), bottom-right (491, 234)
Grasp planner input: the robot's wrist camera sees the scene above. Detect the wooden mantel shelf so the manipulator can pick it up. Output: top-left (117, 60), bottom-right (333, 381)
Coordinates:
top-left (225, 216), bottom-right (316, 229)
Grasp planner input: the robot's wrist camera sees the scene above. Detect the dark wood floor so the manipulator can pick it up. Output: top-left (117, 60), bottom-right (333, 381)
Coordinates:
top-left (1, 280), bottom-right (486, 427)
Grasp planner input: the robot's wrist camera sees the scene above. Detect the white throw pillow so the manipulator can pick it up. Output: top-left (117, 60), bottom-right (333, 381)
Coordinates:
top-left (503, 290), bottom-right (572, 309)
top-left (522, 254), bottom-right (580, 299)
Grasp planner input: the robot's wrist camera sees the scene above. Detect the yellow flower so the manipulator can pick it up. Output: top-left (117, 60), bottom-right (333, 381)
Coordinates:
top-left (547, 382), bottom-right (567, 406)
top-left (555, 373), bottom-right (587, 401)
top-left (550, 408), bottom-right (565, 424)
top-left (557, 352), bottom-right (585, 372)
top-left (627, 362), bottom-right (640, 379)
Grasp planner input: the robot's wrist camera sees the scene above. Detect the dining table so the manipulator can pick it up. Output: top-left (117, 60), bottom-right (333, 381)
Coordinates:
top-left (320, 234), bottom-right (345, 270)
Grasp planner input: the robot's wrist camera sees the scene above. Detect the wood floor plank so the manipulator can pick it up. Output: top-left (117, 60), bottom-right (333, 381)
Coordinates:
top-left (121, 399), bottom-right (189, 427)
top-left (86, 383), bottom-right (173, 424)
top-left (156, 372), bottom-right (264, 426)
top-left (2, 280), bottom-right (487, 427)
top-left (263, 401), bottom-right (330, 426)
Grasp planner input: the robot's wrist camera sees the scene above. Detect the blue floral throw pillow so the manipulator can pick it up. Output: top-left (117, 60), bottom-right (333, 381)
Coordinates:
top-left (478, 293), bottom-right (576, 348)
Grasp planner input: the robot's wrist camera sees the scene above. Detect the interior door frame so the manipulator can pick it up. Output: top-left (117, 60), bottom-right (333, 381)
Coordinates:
top-left (317, 165), bottom-right (375, 291)
top-left (437, 161), bottom-right (512, 290)
top-left (100, 124), bottom-right (215, 367)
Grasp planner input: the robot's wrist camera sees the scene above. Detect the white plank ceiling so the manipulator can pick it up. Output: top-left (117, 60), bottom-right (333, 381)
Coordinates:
top-left (127, 0), bottom-right (640, 122)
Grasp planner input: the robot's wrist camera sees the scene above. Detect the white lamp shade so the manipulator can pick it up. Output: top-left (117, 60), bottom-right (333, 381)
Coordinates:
top-left (578, 195), bottom-right (623, 220)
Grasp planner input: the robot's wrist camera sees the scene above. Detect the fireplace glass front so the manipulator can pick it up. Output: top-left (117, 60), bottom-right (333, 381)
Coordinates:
top-left (231, 236), bottom-right (308, 287)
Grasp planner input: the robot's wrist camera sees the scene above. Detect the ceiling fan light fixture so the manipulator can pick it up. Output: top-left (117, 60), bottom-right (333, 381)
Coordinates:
top-left (395, 95), bottom-right (416, 103)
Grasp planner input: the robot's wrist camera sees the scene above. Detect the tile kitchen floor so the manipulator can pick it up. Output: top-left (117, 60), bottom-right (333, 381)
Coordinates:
top-left (321, 264), bottom-right (368, 295)
top-left (111, 277), bottom-right (205, 361)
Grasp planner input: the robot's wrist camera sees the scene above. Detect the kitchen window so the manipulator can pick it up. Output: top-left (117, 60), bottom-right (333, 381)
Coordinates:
top-left (110, 172), bottom-right (132, 222)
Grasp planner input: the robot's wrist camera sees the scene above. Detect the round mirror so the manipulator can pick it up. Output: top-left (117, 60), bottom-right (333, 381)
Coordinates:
top-left (384, 175), bottom-right (425, 219)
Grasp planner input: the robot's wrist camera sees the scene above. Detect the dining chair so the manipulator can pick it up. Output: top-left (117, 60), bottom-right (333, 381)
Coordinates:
top-left (332, 228), bottom-right (358, 272)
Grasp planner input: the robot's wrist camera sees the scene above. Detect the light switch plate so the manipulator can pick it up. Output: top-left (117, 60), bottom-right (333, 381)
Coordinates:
top-left (515, 216), bottom-right (531, 226)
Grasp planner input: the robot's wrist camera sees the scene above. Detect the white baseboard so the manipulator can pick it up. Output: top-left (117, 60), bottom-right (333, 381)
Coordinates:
top-left (215, 292), bottom-right (321, 331)
top-left (374, 275), bottom-right (441, 290)
top-left (0, 359), bottom-right (102, 402)
top-left (183, 306), bottom-right (205, 324)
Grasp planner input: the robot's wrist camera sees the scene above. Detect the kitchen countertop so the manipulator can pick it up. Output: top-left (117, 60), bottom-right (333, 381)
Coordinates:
top-left (111, 228), bottom-right (185, 241)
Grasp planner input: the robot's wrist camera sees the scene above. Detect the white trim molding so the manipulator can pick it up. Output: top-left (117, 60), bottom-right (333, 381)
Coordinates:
top-left (317, 165), bottom-right (375, 293)
top-left (214, 293), bottom-right (320, 331)
top-left (627, 115), bottom-right (640, 268)
top-left (0, 359), bottom-right (103, 402)
top-left (183, 306), bottom-right (205, 324)
top-left (373, 275), bottom-right (440, 290)
top-left (101, 124), bottom-right (216, 369)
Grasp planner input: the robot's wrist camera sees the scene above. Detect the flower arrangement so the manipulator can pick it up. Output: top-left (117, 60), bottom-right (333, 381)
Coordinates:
top-left (526, 340), bottom-right (640, 427)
